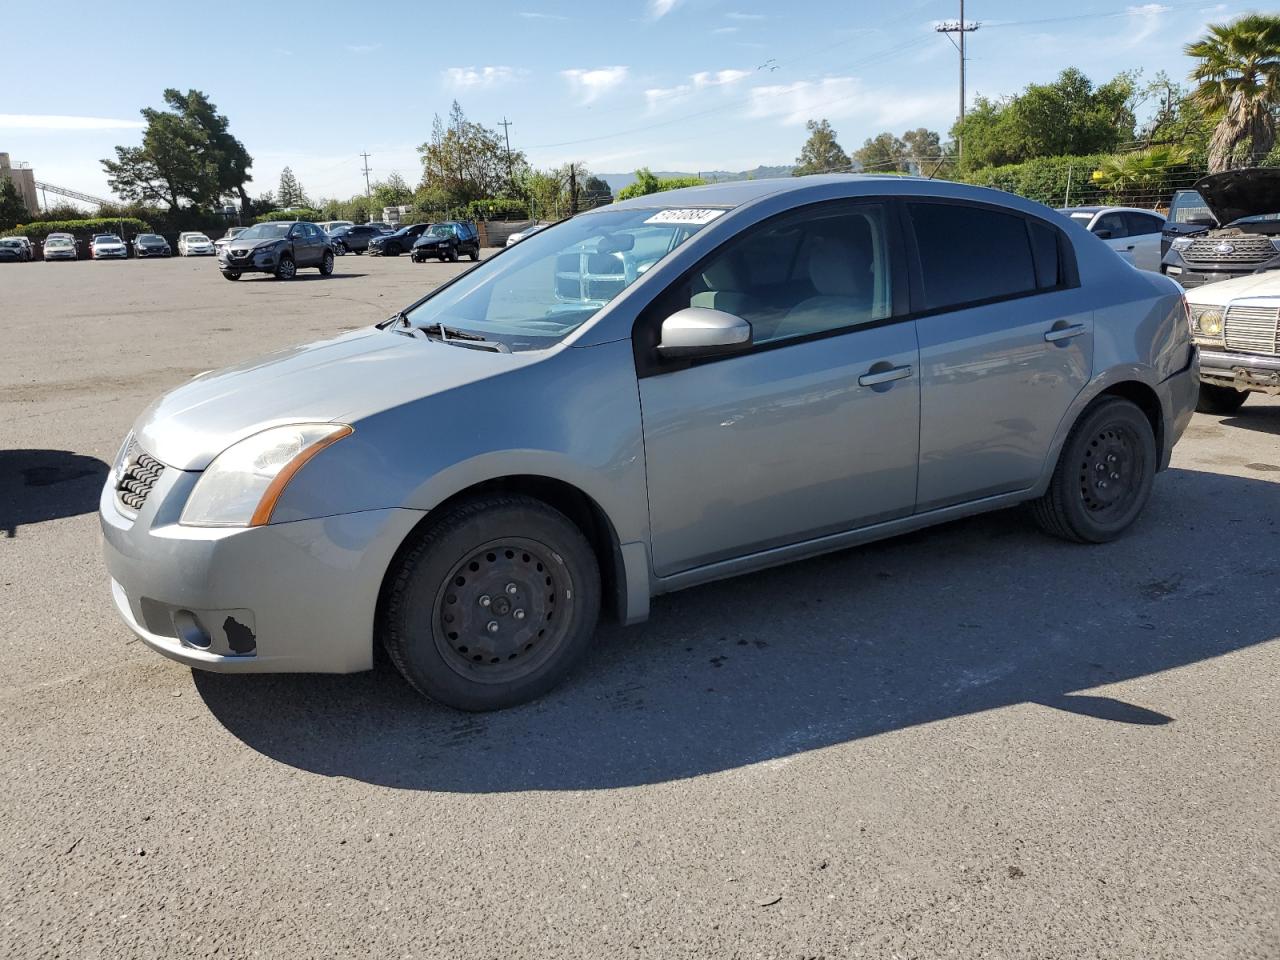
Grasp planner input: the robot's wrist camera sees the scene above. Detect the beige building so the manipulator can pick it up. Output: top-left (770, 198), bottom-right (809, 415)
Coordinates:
top-left (0, 153), bottom-right (40, 216)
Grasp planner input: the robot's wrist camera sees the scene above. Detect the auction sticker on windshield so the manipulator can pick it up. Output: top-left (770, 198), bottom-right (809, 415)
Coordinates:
top-left (644, 208), bottom-right (726, 225)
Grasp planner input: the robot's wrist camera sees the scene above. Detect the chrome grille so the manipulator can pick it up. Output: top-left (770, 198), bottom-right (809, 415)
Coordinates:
top-left (116, 447), bottom-right (165, 512)
top-left (1182, 236), bottom-right (1276, 265)
top-left (1224, 304), bottom-right (1280, 356)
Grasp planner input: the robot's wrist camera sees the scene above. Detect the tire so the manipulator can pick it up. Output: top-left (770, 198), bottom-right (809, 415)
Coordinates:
top-left (1195, 382), bottom-right (1248, 415)
top-left (221, 271), bottom-right (241, 281)
top-left (319, 251), bottom-right (334, 276)
top-left (333, 241), bottom-right (347, 256)
top-left (469, 249), bottom-right (479, 262)
top-left (447, 247), bottom-right (459, 263)
top-left (381, 495), bottom-right (602, 711)
top-left (274, 256), bottom-right (296, 280)
top-left (1031, 397), bottom-right (1157, 544)
top-left (355, 249), bottom-right (364, 256)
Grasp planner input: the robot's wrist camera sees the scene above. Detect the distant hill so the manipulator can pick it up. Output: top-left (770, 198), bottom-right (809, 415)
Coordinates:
top-left (598, 165), bottom-right (796, 194)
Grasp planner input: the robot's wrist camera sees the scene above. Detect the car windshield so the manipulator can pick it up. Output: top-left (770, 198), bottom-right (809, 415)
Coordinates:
top-left (1063, 211), bottom-right (1095, 224)
top-left (0, 239), bottom-right (20, 247)
top-left (427, 224), bottom-right (455, 237)
top-left (1171, 193), bottom-right (1213, 223)
top-left (139, 235), bottom-right (161, 242)
top-left (225, 228), bottom-right (244, 237)
top-left (97, 236), bottom-right (121, 243)
top-left (46, 238), bottom-right (72, 246)
top-left (403, 205), bottom-right (726, 351)
top-left (392, 225), bottom-right (416, 236)
top-left (235, 223), bottom-right (291, 240)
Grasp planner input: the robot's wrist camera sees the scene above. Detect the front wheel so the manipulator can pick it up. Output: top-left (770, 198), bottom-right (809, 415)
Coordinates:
top-left (1195, 383), bottom-right (1248, 415)
top-left (221, 271), bottom-right (241, 281)
top-left (469, 249), bottom-right (479, 262)
top-left (1031, 397), bottom-right (1156, 544)
top-left (274, 256), bottom-right (296, 280)
top-left (380, 495), bottom-right (601, 711)
top-left (447, 247), bottom-right (460, 263)
top-left (333, 241), bottom-right (347, 256)
top-left (319, 251), bottom-right (334, 276)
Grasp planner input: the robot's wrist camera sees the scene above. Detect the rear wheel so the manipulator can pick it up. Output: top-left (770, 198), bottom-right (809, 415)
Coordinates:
top-left (1195, 382), bottom-right (1248, 415)
top-left (1031, 397), bottom-right (1156, 544)
top-left (274, 256), bottom-right (296, 280)
top-left (319, 250), bottom-right (334, 276)
top-left (381, 495), bottom-right (601, 711)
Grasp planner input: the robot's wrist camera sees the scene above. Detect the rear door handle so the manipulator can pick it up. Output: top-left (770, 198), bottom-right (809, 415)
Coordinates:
top-left (1044, 324), bottom-right (1087, 343)
top-left (858, 364), bottom-right (913, 387)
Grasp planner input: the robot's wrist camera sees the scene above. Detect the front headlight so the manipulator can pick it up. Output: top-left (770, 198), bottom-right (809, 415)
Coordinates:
top-left (1188, 304), bottom-right (1224, 340)
top-left (1171, 237), bottom-right (1195, 251)
top-left (1271, 237), bottom-right (1280, 252)
top-left (180, 423), bottom-right (352, 527)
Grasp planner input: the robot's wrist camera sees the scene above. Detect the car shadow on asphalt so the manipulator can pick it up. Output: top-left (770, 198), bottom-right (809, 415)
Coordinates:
top-left (236, 273), bottom-right (369, 282)
top-left (194, 466), bottom-right (1279, 792)
top-left (0, 449), bottom-right (109, 538)
top-left (1221, 403), bottom-right (1280, 439)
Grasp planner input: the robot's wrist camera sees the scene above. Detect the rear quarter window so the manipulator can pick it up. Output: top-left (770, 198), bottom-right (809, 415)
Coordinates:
top-left (907, 202), bottom-right (1038, 311)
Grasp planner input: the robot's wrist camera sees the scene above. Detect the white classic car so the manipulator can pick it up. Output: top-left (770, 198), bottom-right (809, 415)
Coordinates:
top-left (1184, 270), bottom-right (1280, 413)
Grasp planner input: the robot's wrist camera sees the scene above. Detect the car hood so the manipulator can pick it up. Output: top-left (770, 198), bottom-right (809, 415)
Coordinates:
top-left (1193, 168), bottom-right (1280, 226)
top-left (1182, 270), bottom-right (1280, 306)
top-left (413, 235), bottom-right (446, 245)
top-left (134, 326), bottom-right (538, 470)
top-left (224, 238), bottom-right (281, 253)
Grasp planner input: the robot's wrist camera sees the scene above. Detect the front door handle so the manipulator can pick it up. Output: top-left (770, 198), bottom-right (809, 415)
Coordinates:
top-left (858, 364), bottom-right (913, 387)
top-left (1044, 324), bottom-right (1087, 343)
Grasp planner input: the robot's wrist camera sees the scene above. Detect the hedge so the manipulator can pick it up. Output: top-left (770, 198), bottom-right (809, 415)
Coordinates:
top-left (254, 208), bottom-right (322, 223)
top-left (465, 198), bottom-right (529, 220)
top-left (6, 217), bottom-right (152, 241)
top-left (955, 155), bottom-right (1113, 207)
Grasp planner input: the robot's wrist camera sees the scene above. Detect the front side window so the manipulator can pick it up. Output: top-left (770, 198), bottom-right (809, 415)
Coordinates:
top-left (672, 202), bottom-right (894, 346)
top-left (1093, 213), bottom-right (1127, 238)
top-left (403, 205), bottom-right (723, 350)
top-left (1125, 212), bottom-right (1163, 236)
top-left (908, 202), bottom-right (1037, 311)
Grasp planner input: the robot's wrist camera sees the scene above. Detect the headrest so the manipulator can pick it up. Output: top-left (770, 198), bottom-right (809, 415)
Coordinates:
top-left (807, 237), bottom-right (866, 297)
top-left (701, 255), bottom-right (742, 290)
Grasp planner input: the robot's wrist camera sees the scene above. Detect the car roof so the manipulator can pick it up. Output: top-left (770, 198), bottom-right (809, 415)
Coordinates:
top-left (605, 173), bottom-right (1081, 220)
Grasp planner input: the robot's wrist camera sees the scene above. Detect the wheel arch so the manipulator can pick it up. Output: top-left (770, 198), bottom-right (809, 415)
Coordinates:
top-left (1034, 371), bottom-right (1166, 497)
top-left (377, 474), bottom-right (634, 628)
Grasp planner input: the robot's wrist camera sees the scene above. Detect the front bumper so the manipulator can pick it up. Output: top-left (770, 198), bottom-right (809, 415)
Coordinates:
top-left (137, 248), bottom-right (170, 258)
top-left (100, 458), bottom-right (424, 673)
top-left (93, 249), bottom-right (127, 259)
top-left (218, 248), bottom-right (279, 274)
top-left (1199, 348), bottom-right (1280, 394)
top-left (411, 244), bottom-right (447, 261)
top-left (1163, 250), bottom-right (1280, 288)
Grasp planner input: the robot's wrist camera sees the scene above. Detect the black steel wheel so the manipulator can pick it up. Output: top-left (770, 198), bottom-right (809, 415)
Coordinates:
top-left (1195, 383), bottom-right (1248, 415)
top-left (1031, 397), bottom-right (1156, 543)
top-left (381, 495), bottom-right (601, 711)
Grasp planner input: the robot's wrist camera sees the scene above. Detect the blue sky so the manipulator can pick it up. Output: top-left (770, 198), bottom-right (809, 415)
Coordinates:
top-left (0, 0), bottom-right (1255, 205)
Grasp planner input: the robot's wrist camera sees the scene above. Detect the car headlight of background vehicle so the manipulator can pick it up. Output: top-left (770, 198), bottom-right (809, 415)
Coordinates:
top-left (1188, 304), bottom-right (1224, 340)
top-left (180, 423), bottom-right (352, 527)
top-left (1171, 237), bottom-right (1195, 251)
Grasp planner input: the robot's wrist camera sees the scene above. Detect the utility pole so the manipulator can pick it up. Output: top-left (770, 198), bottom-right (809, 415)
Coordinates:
top-left (498, 117), bottom-right (514, 191)
top-left (935, 2), bottom-right (980, 159)
top-left (568, 163), bottom-right (579, 215)
top-left (360, 152), bottom-right (373, 198)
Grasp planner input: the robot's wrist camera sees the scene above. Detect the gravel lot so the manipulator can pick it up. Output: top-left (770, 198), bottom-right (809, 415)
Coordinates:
top-left (2, 254), bottom-right (1278, 959)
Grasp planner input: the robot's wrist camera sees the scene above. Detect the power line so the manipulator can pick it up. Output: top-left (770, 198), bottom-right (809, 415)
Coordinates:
top-left (935, 1), bottom-right (980, 159)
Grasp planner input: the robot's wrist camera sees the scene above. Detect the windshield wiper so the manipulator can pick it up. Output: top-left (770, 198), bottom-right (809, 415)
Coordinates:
top-left (425, 322), bottom-right (510, 352)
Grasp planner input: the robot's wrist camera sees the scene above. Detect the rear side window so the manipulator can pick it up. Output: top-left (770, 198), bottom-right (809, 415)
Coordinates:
top-left (908, 202), bottom-right (1037, 311)
top-left (1028, 220), bottom-right (1062, 288)
top-left (1125, 212), bottom-right (1163, 236)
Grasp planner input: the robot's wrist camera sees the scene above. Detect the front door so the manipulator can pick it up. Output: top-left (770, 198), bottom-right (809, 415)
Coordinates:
top-left (637, 200), bottom-right (920, 577)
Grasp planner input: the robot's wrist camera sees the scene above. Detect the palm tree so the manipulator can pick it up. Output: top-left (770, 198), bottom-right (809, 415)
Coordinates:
top-left (1185, 14), bottom-right (1280, 172)
top-left (1091, 146), bottom-right (1192, 207)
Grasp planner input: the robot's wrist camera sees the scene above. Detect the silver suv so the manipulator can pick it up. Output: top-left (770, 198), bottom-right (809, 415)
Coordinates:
top-left (101, 176), bottom-right (1197, 710)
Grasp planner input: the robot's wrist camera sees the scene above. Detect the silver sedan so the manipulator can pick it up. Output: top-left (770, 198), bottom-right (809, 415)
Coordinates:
top-left (102, 175), bottom-right (1198, 710)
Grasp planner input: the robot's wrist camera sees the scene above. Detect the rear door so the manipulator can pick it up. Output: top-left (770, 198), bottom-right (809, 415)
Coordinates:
top-left (1123, 212), bottom-right (1165, 272)
top-left (906, 200), bottom-right (1092, 511)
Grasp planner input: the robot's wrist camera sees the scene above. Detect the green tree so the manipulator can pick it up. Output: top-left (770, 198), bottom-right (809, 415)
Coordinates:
top-left (417, 101), bottom-right (528, 205)
top-left (1091, 145), bottom-right (1193, 205)
top-left (954, 69), bottom-right (1137, 169)
top-left (615, 168), bottom-right (705, 201)
top-left (853, 132), bottom-right (907, 172)
top-left (0, 178), bottom-right (28, 230)
top-left (1186, 13), bottom-right (1280, 171)
top-left (581, 175), bottom-right (613, 208)
top-left (372, 172), bottom-right (413, 209)
top-left (102, 89), bottom-right (252, 210)
top-left (277, 167), bottom-right (308, 208)
top-left (794, 119), bottom-right (851, 175)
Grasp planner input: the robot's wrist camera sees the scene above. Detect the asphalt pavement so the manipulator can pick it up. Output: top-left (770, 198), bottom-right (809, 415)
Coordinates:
top-left (2, 253), bottom-right (1277, 959)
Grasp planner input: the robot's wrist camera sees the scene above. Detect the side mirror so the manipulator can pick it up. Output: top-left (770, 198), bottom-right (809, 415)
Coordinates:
top-left (657, 307), bottom-right (752, 360)
top-left (1093, 228), bottom-right (1113, 240)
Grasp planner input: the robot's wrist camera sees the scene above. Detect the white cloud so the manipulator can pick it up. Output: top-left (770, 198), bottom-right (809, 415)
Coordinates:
top-left (346, 43), bottom-right (382, 54)
top-left (562, 66), bottom-right (629, 103)
top-left (520, 10), bottom-right (568, 18)
top-left (443, 65), bottom-right (523, 88)
top-left (1124, 4), bottom-right (1171, 46)
top-left (747, 76), bottom-right (953, 128)
top-left (650, 0), bottom-right (681, 18)
top-left (713, 26), bottom-right (740, 34)
top-left (646, 69), bottom-right (751, 111)
top-left (727, 11), bottom-right (766, 19)
top-left (0, 114), bottom-right (145, 131)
